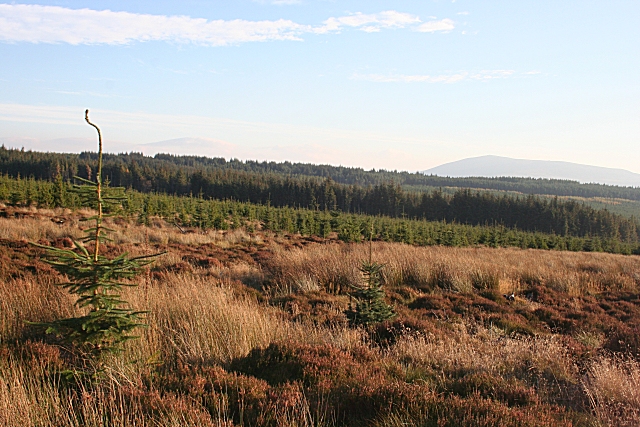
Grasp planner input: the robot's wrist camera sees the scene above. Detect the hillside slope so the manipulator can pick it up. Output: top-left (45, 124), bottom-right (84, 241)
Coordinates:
top-left (424, 155), bottom-right (640, 187)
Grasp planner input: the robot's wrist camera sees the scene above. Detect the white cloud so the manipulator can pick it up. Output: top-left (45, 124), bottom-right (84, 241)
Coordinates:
top-left (0, 4), bottom-right (308, 45)
top-left (0, 5), bottom-right (454, 45)
top-left (457, 11), bottom-right (469, 16)
top-left (317, 10), bottom-right (421, 34)
top-left (470, 70), bottom-right (515, 80)
top-left (417, 18), bottom-right (455, 33)
top-left (353, 69), bottom-right (518, 83)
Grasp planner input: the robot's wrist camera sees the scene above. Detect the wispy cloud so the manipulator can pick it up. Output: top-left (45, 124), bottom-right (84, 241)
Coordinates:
top-left (471, 70), bottom-right (516, 80)
top-left (0, 4), bottom-right (452, 45)
top-left (352, 70), bottom-right (518, 83)
top-left (0, 4), bottom-right (308, 45)
top-left (417, 18), bottom-right (455, 33)
top-left (316, 11), bottom-right (421, 34)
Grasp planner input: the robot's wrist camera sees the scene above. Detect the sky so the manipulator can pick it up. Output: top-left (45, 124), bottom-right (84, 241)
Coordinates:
top-left (0, 0), bottom-right (639, 173)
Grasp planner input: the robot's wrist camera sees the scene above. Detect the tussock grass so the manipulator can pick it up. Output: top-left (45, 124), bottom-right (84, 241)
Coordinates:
top-left (388, 323), bottom-right (577, 391)
top-left (267, 241), bottom-right (640, 296)
top-left (0, 276), bottom-right (75, 342)
top-left (0, 215), bottom-right (83, 242)
top-left (134, 272), bottom-right (290, 365)
top-left (1, 268), bottom-right (361, 368)
top-left (0, 261), bottom-right (361, 426)
top-left (584, 356), bottom-right (640, 426)
top-left (0, 214), bottom-right (262, 248)
top-left (0, 354), bottom-right (220, 427)
top-left (128, 271), bottom-right (361, 366)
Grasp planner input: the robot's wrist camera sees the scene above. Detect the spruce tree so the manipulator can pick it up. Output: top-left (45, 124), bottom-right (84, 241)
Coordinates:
top-left (52, 169), bottom-right (67, 207)
top-left (345, 225), bottom-right (395, 326)
top-left (34, 110), bottom-right (158, 366)
top-left (345, 261), bottom-right (395, 326)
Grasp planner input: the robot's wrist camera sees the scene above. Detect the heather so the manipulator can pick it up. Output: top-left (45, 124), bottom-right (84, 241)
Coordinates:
top-left (1, 208), bottom-right (640, 425)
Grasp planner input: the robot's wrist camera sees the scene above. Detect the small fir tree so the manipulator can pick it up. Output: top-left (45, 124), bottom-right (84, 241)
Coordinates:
top-left (9, 173), bottom-right (24, 206)
top-left (34, 110), bottom-right (158, 364)
top-left (52, 169), bottom-right (67, 207)
top-left (345, 224), bottom-right (395, 326)
top-left (338, 216), bottom-right (362, 243)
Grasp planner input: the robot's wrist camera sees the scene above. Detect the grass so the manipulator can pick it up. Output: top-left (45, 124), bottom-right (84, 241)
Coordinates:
top-left (265, 241), bottom-right (639, 297)
top-left (1, 210), bottom-right (640, 426)
top-left (584, 356), bottom-right (640, 426)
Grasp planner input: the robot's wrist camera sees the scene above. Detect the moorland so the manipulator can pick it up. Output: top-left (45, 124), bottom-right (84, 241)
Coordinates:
top-left (1, 147), bottom-right (640, 426)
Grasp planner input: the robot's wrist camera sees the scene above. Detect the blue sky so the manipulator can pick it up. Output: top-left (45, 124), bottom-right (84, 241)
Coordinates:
top-left (0, 1), bottom-right (638, 173)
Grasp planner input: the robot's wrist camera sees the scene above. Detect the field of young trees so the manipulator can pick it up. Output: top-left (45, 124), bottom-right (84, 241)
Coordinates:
top-left (1, 174), bottom-right (639, 255)
top-left (2, 147), bottom-right (640, 220)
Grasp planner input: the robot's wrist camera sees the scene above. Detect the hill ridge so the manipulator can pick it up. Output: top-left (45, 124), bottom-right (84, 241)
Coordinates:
top-left (423, 155), bottom-right (640, 187)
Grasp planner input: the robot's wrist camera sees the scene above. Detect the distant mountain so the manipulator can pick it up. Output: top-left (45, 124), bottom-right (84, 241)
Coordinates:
top-left (423, 155), bottom-right (640, 187)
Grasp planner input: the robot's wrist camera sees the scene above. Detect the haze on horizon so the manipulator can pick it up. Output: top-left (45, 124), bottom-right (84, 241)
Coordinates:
top-left (0, 1), bottom-right (638, 174)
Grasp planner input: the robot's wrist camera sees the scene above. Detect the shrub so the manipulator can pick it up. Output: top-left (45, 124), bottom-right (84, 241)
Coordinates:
top-left (604, 324), bottom-right (640, 358)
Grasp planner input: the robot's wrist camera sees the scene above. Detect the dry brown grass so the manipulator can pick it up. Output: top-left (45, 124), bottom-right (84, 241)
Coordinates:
top-left (1, 267), bottom-right (361, 369)
top-left (0, 275), bottom-right (76, 342)
top-left (0, 250), bottom-right (361, 426)
top-left (124, 270), bottom-right (361, 368)
top-left (0, 215), bottom-right (83, 242)
top-left (388, 323), bottom-right (577, 390)
top-left (0, 213), bottom-right (262, 248)
top-left (0, 354), bottom-right (222, 427)
top-left (267, 241), bottom-right (640, 296)
top-left (584, 355), bottom-right (640, 426)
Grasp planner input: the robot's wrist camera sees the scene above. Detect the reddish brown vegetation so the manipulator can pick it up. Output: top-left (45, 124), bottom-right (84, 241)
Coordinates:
top-left (1, 213), bottom-right (640, 426)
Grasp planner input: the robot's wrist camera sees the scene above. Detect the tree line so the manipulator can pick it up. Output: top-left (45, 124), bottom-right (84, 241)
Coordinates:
top-left (2, 146), bottom-right (640, 200)
top-left (1, 175), bottom-right (638, 255)
top-left (0, 147), bottom-right (638, 243)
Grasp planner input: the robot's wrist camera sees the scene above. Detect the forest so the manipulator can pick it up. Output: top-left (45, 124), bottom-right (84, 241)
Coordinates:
top-left (0, 147), bottom-right (638, 245)
top-left (2, 145), bottom-right (640, 200)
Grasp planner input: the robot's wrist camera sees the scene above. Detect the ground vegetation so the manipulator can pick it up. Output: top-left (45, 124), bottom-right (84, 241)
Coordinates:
top-left (1, 208), bottom-right (640, 426)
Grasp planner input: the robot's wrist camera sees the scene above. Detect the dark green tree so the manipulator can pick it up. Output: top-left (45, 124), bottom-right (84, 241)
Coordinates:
top-left (34, 110), bottom-right (158, 365)
top-left (345, 260), bottom-right (395, 327)
top-left (52, 168), bottom-right (68, 207)
top-left (338, 216), bottom-right (362, 243)
top-left (9, 173), bottom-right (24, 205)
top-left (345, 227), bottom-right (395, 326)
